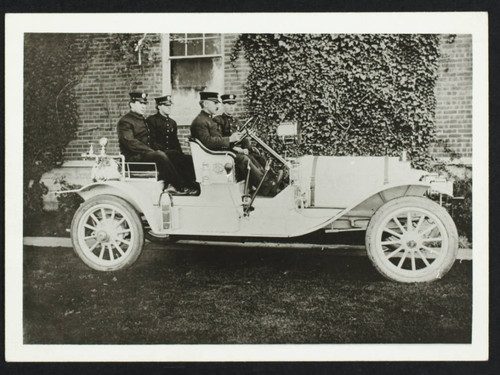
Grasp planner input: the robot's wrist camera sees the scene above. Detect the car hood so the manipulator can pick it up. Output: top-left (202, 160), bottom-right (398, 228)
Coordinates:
top-left (291, 155), bottom-right (428, 208)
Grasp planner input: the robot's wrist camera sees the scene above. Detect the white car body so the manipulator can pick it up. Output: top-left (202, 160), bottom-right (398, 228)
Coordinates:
top-left (62, 127), bottom-right (459, 282)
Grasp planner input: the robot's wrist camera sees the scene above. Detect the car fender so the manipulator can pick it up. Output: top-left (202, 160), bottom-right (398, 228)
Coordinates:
top-left (60, 181), bottom-right (163, 233)
top-left (275, 182), bottom-right (433, 237)
top-left (318, 182), bottom-right (431, 230)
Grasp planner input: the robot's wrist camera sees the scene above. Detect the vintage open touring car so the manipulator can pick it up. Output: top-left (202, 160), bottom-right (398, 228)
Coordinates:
top-left (60, 119), bottom-right (458, 283)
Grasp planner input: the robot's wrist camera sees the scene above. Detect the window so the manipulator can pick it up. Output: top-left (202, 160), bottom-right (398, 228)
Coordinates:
top-left (162, 34), bottom-right (224, 125)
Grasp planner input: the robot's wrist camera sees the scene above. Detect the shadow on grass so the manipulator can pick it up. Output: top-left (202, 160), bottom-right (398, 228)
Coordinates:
top-left (23, 243), bottom-right (472, 344)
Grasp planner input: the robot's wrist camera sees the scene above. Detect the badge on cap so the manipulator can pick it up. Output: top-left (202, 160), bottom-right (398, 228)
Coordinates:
top-left (129, 92), bottom-right (148, 103)
top-left (221, 94), bottom-right (237, 104)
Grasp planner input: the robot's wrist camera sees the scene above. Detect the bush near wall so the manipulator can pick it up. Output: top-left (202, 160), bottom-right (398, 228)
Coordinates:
top-left (24, 34), bottom-right (94, 225)
top-left (452, 175), bottom-right (472, 243)
top-left (24, 33), bottom-right (161, 235)
top-left (232, 34), bottom-right (441, 169)
top-left (431, 150), bottom-right (472, 244)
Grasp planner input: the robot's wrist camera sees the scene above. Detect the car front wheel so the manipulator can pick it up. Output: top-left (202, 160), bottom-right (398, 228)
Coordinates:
top-left (365, 196), bottom-right (458, 283)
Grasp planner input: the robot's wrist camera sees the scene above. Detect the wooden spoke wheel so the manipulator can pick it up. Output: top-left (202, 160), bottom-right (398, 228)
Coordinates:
top-left (71, 195), bottom-right (144, 271)
top-left (365, 196), bottom-right (458, 282)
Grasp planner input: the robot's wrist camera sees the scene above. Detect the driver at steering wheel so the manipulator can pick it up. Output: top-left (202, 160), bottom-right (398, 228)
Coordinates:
top-left (213, 94), bottom-right (267, 168)
top-left (190, 92), bottom-right (280, 196)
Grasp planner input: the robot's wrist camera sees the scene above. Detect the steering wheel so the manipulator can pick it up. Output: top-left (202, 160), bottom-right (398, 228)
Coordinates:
top-left (238, 116), bottom-right (253, 132)
top-left (238, 117), bottom-right (259, 143)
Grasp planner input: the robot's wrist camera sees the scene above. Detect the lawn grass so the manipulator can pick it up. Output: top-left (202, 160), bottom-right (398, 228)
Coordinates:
top-left (23, 243), bottom-right (472, 344)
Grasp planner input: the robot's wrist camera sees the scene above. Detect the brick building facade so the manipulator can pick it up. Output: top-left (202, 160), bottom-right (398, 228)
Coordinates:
top-left (431, 34), bottom-right (473, 160)
top-left (63, 33), bottom-right (251, 159)
top-left (65, 34), bottom-right (163, 160)
top-left (63, 33), bottom-right (471, 161)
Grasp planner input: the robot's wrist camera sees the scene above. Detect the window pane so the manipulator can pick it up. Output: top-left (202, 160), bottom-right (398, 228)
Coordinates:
top-left (187, 33), bottom-right (203, 38)
top-left (170, 57), bottom-right (223, 125)
top-left (170, 40), bottom-right (185, 56)
top-left (204, 38), bottom-right (221, 55)
top-left (171, 57), bottom-right (222, 91)
top-left (187, 39), bottom-right (203, 56)
top-left (205, 33), bottom-right (220, 37)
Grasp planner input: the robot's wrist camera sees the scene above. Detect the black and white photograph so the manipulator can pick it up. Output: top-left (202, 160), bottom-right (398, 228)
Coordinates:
top-left (5, 12), bottom-right (488, 362)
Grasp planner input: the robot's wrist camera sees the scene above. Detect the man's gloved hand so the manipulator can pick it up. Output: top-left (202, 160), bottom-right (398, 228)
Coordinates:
top-left (229, 131), bottom-right (243, 144)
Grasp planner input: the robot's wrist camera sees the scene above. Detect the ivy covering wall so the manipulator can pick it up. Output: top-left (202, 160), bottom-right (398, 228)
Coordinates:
top-left (232, 34), bottom-right (441, 168)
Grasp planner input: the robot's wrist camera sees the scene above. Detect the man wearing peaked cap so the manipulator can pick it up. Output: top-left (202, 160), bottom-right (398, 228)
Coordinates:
top-left (191, 91), bottom-right (279, 196)
top-left (117, 92), bottom-right (151, 158)
top-left (154, 95), bottom-right (172, 105)
top-left (214, 94), bottom-right (240, 137)
top-left (190, 91), bottom-right (238, 150)
top-left (199, 91), bottom-right (221, 103)
top-left (129, 91), bottom-right (149, 103)
top-left (148, 96), bottom-right (177, 152)
top-left (214, 92), bottom-right (270, 179)
top-left (117, 91), bottom-right (189, 194)
top-left (146, 95), bottom-right (197, 192)
top-left (221, 94), bottom-right (236, 103)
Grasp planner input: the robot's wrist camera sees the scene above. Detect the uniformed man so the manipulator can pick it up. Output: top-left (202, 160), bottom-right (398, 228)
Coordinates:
top-left (146, 95), bottom-right (197, 192)
top-left (190, 92), bottom-right (279, 196)
top-left (117, 92), bottom-right (187, 193)
top-left (213, 94), bottom-right (241, 136)
top-left (213, 93), bottom-right (267, 167)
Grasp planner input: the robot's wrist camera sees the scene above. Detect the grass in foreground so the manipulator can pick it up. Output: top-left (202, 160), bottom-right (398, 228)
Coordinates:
top-left (23, 243), bottom-right (472, 344)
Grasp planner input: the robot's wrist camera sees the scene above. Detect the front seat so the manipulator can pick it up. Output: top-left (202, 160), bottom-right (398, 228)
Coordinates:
top-left (188, 138), bottom-right (236, 184)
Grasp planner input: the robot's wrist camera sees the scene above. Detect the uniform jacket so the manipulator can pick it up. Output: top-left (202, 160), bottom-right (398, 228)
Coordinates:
top-left (190, 110), bottom-right (230, 150)
top-left (213, 113), bottom-right (253, 150)
top-left (213, 113), bottom-right (241, 137)
top-left (146, 112), bottom-right (182, 153)
top-left (117, 111), bottom-right (154, 160)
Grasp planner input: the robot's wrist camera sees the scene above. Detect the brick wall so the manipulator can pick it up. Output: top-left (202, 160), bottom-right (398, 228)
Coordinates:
top-left (42, 33), bottom-right (472, 209)
top-left (64, 33), bottom-right (471, 161)
top-left (432, 34), bottom-right (472, 161)
top-left (222, 34), bottom-right (250, 118)
top-left (65, 34), bottom-right (163, 159)
top-left (65, 33), bottom-right (249, 158)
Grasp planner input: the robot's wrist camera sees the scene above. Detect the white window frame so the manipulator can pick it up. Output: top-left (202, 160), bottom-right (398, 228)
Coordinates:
top-left (161, 33), bottom-right (225, 95)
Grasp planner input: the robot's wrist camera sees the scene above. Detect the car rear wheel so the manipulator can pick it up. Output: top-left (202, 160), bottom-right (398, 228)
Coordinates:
top-left (71, 195), bottom-right (144, 271)
top-left (365, 196), bottom-right (458, 283)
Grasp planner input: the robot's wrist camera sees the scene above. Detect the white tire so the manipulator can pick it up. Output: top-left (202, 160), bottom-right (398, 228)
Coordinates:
top-left (365, 196), bottom-right (458, 282)
top-left (71, 195), bottom-right (144, 271)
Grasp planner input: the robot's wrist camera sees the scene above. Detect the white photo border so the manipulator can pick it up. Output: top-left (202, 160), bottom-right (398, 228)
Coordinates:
top-left (5, 12), bottom-right (489, 362)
